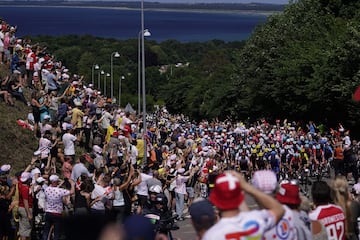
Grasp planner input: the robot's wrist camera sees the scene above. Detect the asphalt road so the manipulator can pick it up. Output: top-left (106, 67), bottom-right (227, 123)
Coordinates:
top-left (172, 218), bottom-right (197, 240)
top-left (171, 195), bottom-right (259, 240)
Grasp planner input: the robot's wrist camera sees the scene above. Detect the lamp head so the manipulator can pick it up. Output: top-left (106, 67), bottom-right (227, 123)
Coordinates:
top-left (94, 64), bottom-right (99, 70)
top-left (114, 52), bottom-right (120, 58)
top-left (144, 29), bottom-right (151, 37)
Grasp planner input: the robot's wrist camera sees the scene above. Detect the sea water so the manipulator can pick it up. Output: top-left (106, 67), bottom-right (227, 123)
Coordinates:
top-left (0, 5), bottom-right (268, 42)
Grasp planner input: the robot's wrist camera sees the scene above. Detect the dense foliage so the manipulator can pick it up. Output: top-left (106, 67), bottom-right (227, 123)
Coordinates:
top-left (28, 0), bottom-right (360, 134)
top-left (234, 0), bottom-right (360, 129)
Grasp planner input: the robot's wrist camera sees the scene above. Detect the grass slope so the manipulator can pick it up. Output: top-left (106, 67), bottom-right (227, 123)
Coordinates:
top-left (0, 65), bottom-right (38, 173)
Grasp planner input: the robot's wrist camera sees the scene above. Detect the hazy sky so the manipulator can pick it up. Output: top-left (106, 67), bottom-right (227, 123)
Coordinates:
top-left (71, 0), bottom-right (290, 4)
top-left (148, 0), bottom-right (289, 3)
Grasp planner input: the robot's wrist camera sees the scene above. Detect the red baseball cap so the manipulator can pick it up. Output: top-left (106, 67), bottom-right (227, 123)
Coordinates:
top-left (209, 173), bottom-right (244, 210)
top-left (276, 182), bottom-right (301, 205)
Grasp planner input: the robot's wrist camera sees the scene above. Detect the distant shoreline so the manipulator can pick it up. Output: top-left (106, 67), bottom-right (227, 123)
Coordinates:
top-left (0, 2), bottom-right (271, 42)
top-left (0, 2), bottom-right (282, 16)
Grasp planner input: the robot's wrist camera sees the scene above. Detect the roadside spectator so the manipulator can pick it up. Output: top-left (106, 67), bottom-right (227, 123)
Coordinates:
top-left (38, 90), bottom-right (50, 122)
top-left (97, 105), bottom-right (113, 137)
top-left (70, 101), bottom-right (84, 142)
top-left (105, 119), bottom-right (116, 144)
top-left (334, 141), bottom-right (344, 176)
top-left (127, 139), bottom-right (139, 168)
top-left (203, 171), bottom-right (285, 240)
top-left (189, 198), bottom-right (216, 240)
top-left (35, 130), bottom-right (52, 163)
top-left (3, 31), bottom-right (11, 65)
top-left (62, 127), bottom-right (78, 161)
top-left (48, 88), bottom-right (68, 122)
top-left (73, 176), bottom-right (93, 215)
top-left (332, 175), bottom-right (356, 240)
top-left (7, 73), bottom-right (29, 106)
top-left (70, 155), bottom-right (92, 182)
top-left (136, 166), bottom-right (152, 210)
top-left (25, 46), bottom-right (37, 88)
top-left (90, 175), bottom-right (112, 215)
top-left (252, 170), bottom-right (298, 240)
top-left (42, 174), bottom-right (74, 240)
top-left (45, 67), bottom-right (59, 94)
top-left (309, 180), bottom-right (346, 240)
top-left (39, 116), bottom-right (52, 137)
top-left (83, 108), bottom-right (96, 152)
top-left (62, 156), bottom-right (73, 180)
top-left (18, 171), bottom-right (33, 240)
top-left (185, 163), bottom-right (199, 209)
top-left (0, 185), bottom-right (12, 240)
top-left (147, 170), bottom-right (162, 190)
top-left (10, 46), bottom-right (26, 85)
top-left (0, 78), bottom-right (14, 106)
top-left (275, 180), bottom-right (312, 239)
top-left (30, 90), bottom-right (43, 137)
top-left (175, 168), bottom-right (190, 221)
top-left (110, 175), bottom-right (132, 223)
top-left (350, 183), bottom-right (360, 238)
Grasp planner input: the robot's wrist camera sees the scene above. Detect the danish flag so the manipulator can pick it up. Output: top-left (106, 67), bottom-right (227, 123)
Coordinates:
top-left (216, 173), bottom-right (239, 190)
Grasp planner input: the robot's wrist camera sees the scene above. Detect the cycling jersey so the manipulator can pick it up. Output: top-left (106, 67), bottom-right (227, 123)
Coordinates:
top-left (309, 204), bottom-right (346, 240)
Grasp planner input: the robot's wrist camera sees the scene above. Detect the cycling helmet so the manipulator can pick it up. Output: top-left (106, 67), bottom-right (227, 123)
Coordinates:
top-left (149, 185), bottom-right (162, 194)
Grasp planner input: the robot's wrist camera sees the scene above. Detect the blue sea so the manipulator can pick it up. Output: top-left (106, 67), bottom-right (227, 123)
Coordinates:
top-left (0, 6), bottom-right (268, 42)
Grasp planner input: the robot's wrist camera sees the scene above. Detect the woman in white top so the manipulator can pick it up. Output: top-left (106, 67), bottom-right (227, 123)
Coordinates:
top-left (111, 175), bottom-right (132, 223)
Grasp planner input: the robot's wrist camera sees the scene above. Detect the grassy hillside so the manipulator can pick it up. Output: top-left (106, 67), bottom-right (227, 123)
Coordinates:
top-left (0, 65), bottom-right (38, 173)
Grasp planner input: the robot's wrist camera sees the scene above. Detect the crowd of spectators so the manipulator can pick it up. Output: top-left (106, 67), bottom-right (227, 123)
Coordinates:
top-left (2, 18), bottom-right (360, 240)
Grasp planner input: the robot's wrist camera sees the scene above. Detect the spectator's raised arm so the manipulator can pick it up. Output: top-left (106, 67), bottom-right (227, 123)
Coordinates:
top-left (229, 170), bottom-right (285, 223)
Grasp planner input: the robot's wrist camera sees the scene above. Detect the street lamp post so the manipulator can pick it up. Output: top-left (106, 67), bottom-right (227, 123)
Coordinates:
top-left (99, 70), bottom-right (104, 92)
top-left (91, 64), bottom-right (99, 86)
top-left (138, 29), bottom-right (151, 117)
top-left (118, 75), bottom-right (125, 107)
top-left (111, 52), bottom-right (120, 99)
top-left (141, 0), bottom-right (147, 166)
top-left (104, 73), bottom-right (110, 97)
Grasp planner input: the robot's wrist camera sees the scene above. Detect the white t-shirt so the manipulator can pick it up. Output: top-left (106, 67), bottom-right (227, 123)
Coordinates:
top-left (136, 173), bottom-right (152, 196)
top-left (263, 205), bottom-right (297, 240)
top-left (175, 175), bottom-right (189, 195)
top-left (62, 132), bottom-right (77, 156)
top-left (40, 123), bottom-right (53, 137)
top-left (91, 184), bottom-right (112, 210)
top-left (85, 87), bottom-right (94, 97)
top-left (203, 209), bottom-right (276, 240)
top-left (128, 144), bottom-right (138, 165)
top-left (119, 116), bottom-right (131, 130)
top-left (113, 187), bottom-right (125, 207)
top-left (100, 111), bottom-right (112, 130)
top-left (71, 163), bottom-right (91, 181)
top-left (37, 137), bottom-right (52, 159)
